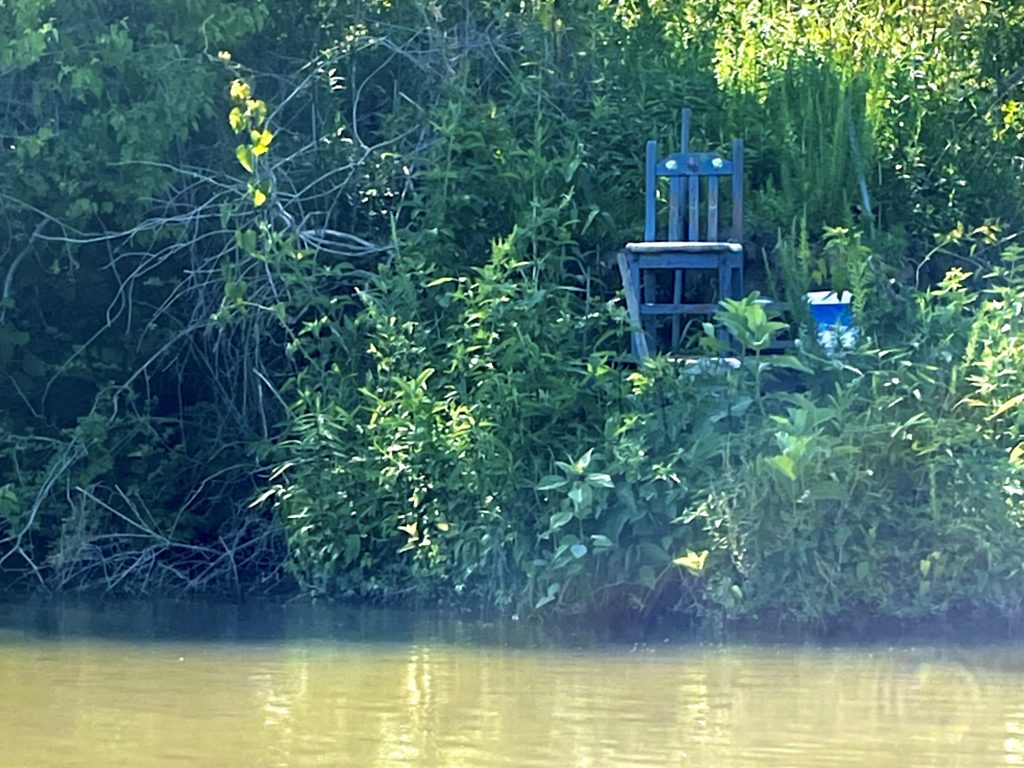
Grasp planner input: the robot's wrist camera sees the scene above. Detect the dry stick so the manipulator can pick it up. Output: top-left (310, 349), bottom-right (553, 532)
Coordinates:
top-left (68, 485), bottom-right (269, 593)
top-left (1, 220), bottom-right (47, 322)
top-left (1, 53), bottom-right (410, 591)
top-left (846, 111), bottom-right (875, 238)
top-left (0, 438), bottom-right (87, 586)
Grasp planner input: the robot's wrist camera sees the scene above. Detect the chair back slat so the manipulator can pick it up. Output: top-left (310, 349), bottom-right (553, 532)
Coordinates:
top-left (668, 177), bottom-right (683, 241)
top-left (641, 111), bottom-right (744, 243)
top-left (707, 175), bottom-right (719, 241)
top-left (687, 175), bottom-right (700, 240)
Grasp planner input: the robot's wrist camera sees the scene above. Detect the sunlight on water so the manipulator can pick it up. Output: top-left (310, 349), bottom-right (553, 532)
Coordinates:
top-left (0, 601), bottom-right (1021, 767)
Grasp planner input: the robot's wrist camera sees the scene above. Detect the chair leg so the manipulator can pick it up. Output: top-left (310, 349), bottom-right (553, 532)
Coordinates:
top-left (671, 269), bottom-right (683, 349)
top-left (731, 253), bottom-right (743, 299)
top-left (641, 267), bottom-right (657, 350)
top-left (617, 252), bottom-right (650, 360)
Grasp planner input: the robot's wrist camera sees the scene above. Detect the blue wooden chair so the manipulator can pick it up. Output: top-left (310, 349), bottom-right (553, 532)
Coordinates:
top-left (617, 108), bottom-right (744, 359)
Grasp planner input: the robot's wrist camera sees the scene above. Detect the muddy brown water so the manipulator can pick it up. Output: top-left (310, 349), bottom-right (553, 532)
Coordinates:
top-left (0, 600), bottom-right (1021, 767)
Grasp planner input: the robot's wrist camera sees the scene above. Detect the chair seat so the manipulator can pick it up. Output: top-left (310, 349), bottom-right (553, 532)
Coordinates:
top-left (621, 243), bottom-right (742, 271)
top-left (624, 241), bottom-right (742, 254)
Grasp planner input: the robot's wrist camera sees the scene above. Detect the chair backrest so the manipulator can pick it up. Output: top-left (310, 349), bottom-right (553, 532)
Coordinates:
top-left (643, 108), bottom-right (743, 243)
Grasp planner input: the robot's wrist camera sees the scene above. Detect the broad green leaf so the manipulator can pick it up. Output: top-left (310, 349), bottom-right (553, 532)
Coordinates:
top-left (534, 594), bottom-right (556, 609)
top-left (638, 565), bottom-right (657, 589)
top-left (343, 534), bottom-right (361, 565)
top-left (534, 582), bottom-right (560, 609)
top-left (576, 448), bottom-right (594, 472)
top-left (767, 454), bottom-right (797, 481)
top-left (586, 472), bottom-right (614, 488)
top-left (537, 475), bottom-right (568, 491)
top-left (236, 144), bottom-right (254, 173)
top-left (768, 355), bottom-right (813, 373)
top-left (806, 481), bottom-right (848, 502)
top-left (570, 543), bottom-right (588, 559)
top-left (549, 509), bottom-right (572, 530)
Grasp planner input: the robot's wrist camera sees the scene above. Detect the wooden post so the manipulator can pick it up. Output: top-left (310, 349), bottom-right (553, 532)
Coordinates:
top-left (731, 138), bottom-right (743, 242)
top-left (672, 108), bottom-right (692, 346)
top-left (644, 140), bottom-right (657, 242)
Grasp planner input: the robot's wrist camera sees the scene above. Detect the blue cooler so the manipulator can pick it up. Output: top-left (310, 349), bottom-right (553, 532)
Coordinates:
top-left (806, 291), bottom-right (857, 351)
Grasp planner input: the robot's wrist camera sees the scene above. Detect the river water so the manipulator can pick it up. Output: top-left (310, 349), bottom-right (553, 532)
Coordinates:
top-left (0, 599), bottom-right (1021, 767)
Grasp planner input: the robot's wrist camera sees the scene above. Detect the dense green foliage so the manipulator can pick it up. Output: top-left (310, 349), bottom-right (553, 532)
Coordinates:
top-left (1, 0), bottom-right (1023, 627)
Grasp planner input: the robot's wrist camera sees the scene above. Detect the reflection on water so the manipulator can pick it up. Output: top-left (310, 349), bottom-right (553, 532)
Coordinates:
top-left (0, 600), bottom-right (1021, 767)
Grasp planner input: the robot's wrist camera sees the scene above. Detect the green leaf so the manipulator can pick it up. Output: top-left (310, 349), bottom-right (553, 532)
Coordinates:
top-left (535, 582), bottom-right (560, 609)
top-left (549, 509), bottom-right (573, 530)
top-left (768, 355), bottom-right (813, 373)
top-left (570, 543), bottom-right (587, 559)
top-left (833, 525), bottom-right (852, 548)
top-left (767, 454), bottom-right (797, 481)
top-left (236, 144), bottom-right (254, 173)
top-left (585, 472), bottom-right (614, 488)
top-left (425, 276), bottom-right (459, 287)
top-left (988, 392), bottom-right (1024, 420)
top-left (537, 475), bottom-right (568, 491)
top-left (638, 565), bottom-right (657, 589)
top-left (576, 448), bottom-right (595, 472)
top-left (1011, 443), bottom-right (1024, 464)
top-left (343, 534), bottom-right (361, 566)
top-left (710, 396), bottom-right (753, 423)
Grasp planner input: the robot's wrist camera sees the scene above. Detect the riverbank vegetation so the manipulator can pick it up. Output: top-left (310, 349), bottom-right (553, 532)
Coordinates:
top-left (1, 0), bottom-right (1023, 629)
